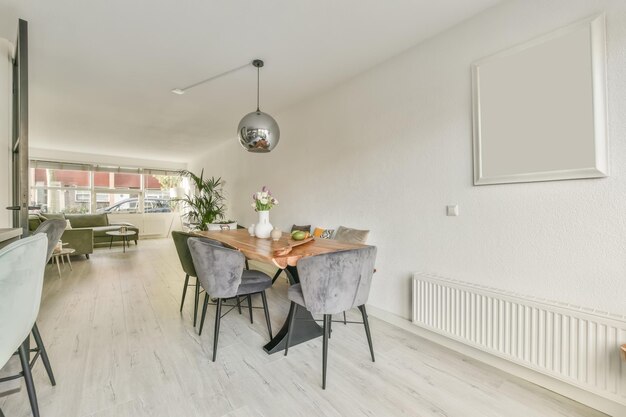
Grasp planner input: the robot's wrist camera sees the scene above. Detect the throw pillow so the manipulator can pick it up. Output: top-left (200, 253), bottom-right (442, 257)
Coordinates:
top-left (313, 227), bottom-right (335, 239)
top-left (321, 229), bottom-right (334, 239)
top-left (291, 224), bottom-right (311, 233)
top-left (333, 226), bottom-right (369, 244)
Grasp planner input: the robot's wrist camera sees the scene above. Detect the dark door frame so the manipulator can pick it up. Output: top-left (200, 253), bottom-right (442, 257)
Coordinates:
top-left (10, 19), bottom-right (29, 236)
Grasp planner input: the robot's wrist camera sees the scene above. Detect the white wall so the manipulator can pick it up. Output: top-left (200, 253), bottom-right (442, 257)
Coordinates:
top-left (0, 39), bottom-right (12, 228)
top-left (190, 0), bottom-right (626, 319)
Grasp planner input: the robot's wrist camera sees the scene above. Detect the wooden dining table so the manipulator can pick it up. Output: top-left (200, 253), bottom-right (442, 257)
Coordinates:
top-left (193, 228), bottom-right (368, 354)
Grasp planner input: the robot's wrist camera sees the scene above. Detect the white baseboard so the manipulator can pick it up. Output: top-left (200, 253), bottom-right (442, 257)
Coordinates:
top-left (365, 304), bottom-right (626, 417)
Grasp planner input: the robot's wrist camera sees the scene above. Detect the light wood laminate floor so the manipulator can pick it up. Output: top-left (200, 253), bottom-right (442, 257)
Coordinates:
top-left (0, 239), bottom-right (608, 417)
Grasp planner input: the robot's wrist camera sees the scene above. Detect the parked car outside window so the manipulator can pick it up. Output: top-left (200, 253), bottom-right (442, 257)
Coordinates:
top-left (97, 197), bottom-right (171, 214)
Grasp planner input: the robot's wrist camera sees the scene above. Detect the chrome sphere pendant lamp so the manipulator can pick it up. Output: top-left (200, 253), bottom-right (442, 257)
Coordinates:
top-left (237, 59), bottom-right (280, 152)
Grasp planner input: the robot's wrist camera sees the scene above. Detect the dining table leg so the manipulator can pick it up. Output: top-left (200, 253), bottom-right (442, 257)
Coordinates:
top-left (263, 266), bottom-right (323, 354)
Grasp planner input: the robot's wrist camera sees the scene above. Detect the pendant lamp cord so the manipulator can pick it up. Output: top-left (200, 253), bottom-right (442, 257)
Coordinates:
top-left (256, 65), bottom-right (260, 112)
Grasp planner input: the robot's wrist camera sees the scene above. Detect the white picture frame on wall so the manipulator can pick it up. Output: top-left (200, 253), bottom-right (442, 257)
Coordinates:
top-left (471, 14), bottom-right (608, 185)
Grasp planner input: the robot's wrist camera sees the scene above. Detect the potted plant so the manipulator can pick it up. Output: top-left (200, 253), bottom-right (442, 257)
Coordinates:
top-left (177, 169), bottom-right (237, 231)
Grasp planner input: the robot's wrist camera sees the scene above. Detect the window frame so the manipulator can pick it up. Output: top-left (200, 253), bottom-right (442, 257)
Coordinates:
top-left (29, 162), bottom-right (179, 215)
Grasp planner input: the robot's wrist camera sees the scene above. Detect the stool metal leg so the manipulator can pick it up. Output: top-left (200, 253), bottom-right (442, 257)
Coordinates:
top-left (322, 314), bottom-right (330, 389)
top-left (236, 296), bottom-right (242, 314)
top-left (32, 323), bottom-right (56, 385)
top-left (198, 293), bottom-right (209, 336)
top-left (212, 299), bottom-right (223, 362)
top-left (358, 305), bottom-right (375, 362)
top-left (55, 256), bottom-right (61, 277)
top-left (193, 278), bottom-right (200, 327)
top-left (180, 274), bottom-right (190, 312)
top-left (18, 338), bottom-right (40, 417)
top-left (247, 295), bottom-right (253, 324)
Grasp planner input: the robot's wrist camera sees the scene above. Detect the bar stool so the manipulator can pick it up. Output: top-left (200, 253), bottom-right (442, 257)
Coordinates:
top-left (0, 235), bottom-right (49, 417)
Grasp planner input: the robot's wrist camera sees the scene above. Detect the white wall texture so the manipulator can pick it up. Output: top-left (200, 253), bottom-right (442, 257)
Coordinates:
top-left (189, 0), bottom-right (626, 320)
top-left (0, 39), bottom-right (12, 228)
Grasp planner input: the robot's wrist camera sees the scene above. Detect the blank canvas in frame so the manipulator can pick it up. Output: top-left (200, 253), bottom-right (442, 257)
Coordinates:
top-left (472, 15), bottom-right (608, 185)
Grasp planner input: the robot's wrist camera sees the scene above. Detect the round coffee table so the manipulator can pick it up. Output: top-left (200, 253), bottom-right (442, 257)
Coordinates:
top-left (51, 248), bottom-right (76, 277)
top-left (106, 230), bottom-right (137, 253)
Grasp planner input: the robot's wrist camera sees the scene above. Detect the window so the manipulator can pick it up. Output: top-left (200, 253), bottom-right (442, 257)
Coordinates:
top-left (31, 168), bottom-right (90, 188)
top-left (29, 162), bottom-right (181, 214)
top-left (29, 167), bottom-right (91, 213)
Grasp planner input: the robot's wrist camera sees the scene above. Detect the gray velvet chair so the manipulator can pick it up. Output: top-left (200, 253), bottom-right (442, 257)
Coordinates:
top-left (188, 237), bottom-right (273, 361)
top-left (172, 232), bottom-right (246, 325)
top-left (0, 234), bottom-right (49, 417)
top-left (284, 246), bottom-right (377, 389)
top-left (33, 218), bottom-right (67, 263)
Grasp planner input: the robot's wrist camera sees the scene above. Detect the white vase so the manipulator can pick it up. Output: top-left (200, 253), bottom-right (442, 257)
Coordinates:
top-left (254, 211), bottom-right (273, 239)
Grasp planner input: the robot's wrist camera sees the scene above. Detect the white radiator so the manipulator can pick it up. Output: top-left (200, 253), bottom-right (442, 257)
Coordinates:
top-left (412, 274), bottom-right (626, 406)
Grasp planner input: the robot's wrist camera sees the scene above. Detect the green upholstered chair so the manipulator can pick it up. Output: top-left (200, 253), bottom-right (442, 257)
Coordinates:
top-left (172, 231), bottom-right (204, 326)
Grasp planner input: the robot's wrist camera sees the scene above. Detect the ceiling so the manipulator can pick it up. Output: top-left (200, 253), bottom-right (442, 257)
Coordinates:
top-left (0, 0), bottom-right (500, 162)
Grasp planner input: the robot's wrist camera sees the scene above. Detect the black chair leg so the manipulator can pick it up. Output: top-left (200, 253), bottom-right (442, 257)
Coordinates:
top-left (271, 268), bottom-right (283, 284)
top-left (236, 296), bottom-right (242, 314)
top-left (358, 305), bottom-right (375, 362)
top-left (284, 302), bottom-right (297, 356)
top-left (32, 323), bottom-right (56, 386)
top-left (343, 311), bottom-right (347, 325)
top-left (193, 277), bottom-right (200, 327)
top-left (245, 259), bottom-right (249, 270)
top-left (247, 295), bottom-right (253, 324)
top-left (322, 314), bottom-right (330, 389)
top-left (180, 274), bottom-right (190, 312)
top-left (260, 291), bottom-right (272, 339)
top-left (18, 338), bottom-right (40, 417)
top-left (198, 293), bottom-right (209, 336)
top-left (329, 316), bottom-right (332, 339)
top-left (212, 299), bottom-right (223, 362)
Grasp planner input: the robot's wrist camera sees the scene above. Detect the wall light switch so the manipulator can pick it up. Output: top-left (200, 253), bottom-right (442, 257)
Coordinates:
top-left (446, 205), bottom-right (459, 216)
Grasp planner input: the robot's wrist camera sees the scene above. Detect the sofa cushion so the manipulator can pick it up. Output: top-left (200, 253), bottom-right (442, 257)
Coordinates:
top-left (28, 215), bottom-right (42, 232)
top-left (66, 213), bottom-right (108, 228)
top-left (43, 213), bottom-right (66, 221)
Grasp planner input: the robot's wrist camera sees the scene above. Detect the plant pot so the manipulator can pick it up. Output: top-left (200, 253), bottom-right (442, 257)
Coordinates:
top-left (207, 221), bottom-right (238, 231)
top-left (254, 211), bottom-right (272, 238)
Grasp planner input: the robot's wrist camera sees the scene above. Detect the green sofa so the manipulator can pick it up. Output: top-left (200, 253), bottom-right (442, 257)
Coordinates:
top-left (28, 213), bottom-right (140, 258)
